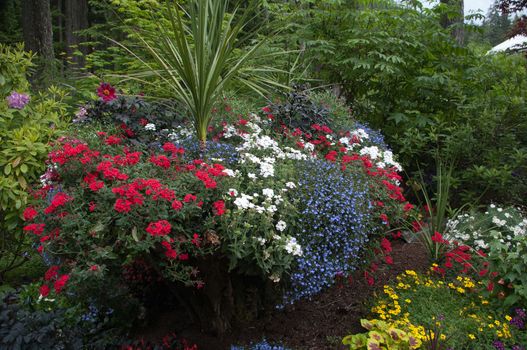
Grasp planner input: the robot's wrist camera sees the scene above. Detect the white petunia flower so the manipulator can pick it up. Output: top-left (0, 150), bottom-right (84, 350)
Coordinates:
top-left (284, 237), bottom-right (303, 256)
top-left (145, 123), bottom-right (156, 131)
top-left (275, 220), bottom-right (287, 232)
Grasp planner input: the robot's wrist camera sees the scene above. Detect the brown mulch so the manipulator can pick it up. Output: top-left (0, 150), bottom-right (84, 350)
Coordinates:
top-left (138, 240), bottom-right (429, 350)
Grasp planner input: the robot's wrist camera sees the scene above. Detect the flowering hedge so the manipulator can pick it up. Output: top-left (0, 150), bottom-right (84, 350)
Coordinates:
top-left (25, 84), bottom-right (411, 333)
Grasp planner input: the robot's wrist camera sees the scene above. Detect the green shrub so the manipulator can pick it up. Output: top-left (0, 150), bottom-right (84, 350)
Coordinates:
top-left (0, 44), bottom-right (69, 281)
top-left (272, 0), bottom-right (527, 206)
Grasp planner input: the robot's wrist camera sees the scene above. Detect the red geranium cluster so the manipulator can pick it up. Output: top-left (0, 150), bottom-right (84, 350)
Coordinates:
top-left (39, 265), bottom-right (70, 297)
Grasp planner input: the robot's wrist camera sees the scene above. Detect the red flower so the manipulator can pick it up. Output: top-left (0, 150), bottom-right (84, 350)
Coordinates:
top-left (364, 271), bottom-right (375, 286)
top-left (178, 253), bottom-right (189, 261)
top-left (184, 194), bottom-right (197, 203)
top-left (97, 82), bottom-right (117, 102)
top-left (403, 203), bottom-right (414, 212)
top-left (114, 198), bottom-right (132, 213)
top-left (105, 135), bottom-right (122, 145)
top-left (171, 200), bottom-right (183, 211)
top-left (213, 200), bottom-right (226, 216)
top-left (150, 155), bottom-right (171, 169)
top-left (391, 231), bottom-right (402, 239)
top-left (379, 213), bottom-right (389, 225)
top-left (53, 274), bottom-right (70, 293)
top-left (431, 231), bottom-right (446, 243)
top-left (380, 238), bottom-right (392, 253)
top-left (146, 220), bottom-right (171, 236)
top-left (23, 207), bottom-right (38, 221)
top-left (162, 142), bottom-right (178, 154)
top-left (90, 265), bottom-right (99, 271)
top-left (39, 284), bottom-right (50, 297)
top-left (412, 221), bottom-right (422, 232)
top-left (89, 181), bottom-right (104, 192)
top-left (89, 201), bottom-right (97, 212)
top-left (487, 281), bottom-right (494, 292)
top-left (44, 192), bottom-right (73, 214)
top-left (192, 233), bottom-right (201, 247)
top-left (325, 150), bottom-right (338, 162)
top-left (384, 255), bottom-right (393, 265)
top-left (23, 223), bottom-right (46, 235)
top-left (262, 106), bottom-right (271, 113)
top-left (161, 241), bottom-right (177, 259)
top-left (45, 265), bottom-right (60, 281)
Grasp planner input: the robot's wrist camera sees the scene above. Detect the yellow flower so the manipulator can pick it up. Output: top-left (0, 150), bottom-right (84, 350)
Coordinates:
top-left (468, 334), bottom-right (476, 340)
top-left (505, 315), bottom-right (512, 321)
top-left (405, 299), bottom-right (412, 304)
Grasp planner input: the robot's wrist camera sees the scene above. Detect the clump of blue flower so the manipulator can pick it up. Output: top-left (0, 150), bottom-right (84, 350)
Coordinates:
top-left (175, 137), bottom-right (239, 164)
top-left (284, 159), bottom-right (372, 304)
top-left (231, 339), bottom-right (290, 350)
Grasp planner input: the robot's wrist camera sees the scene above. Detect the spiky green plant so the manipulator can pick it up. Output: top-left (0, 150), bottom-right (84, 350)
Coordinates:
top-left (128, 0), bottom-right (287, 144)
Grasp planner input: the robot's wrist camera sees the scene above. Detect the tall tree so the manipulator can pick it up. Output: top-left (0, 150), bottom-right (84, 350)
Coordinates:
top-left (22, 0), bottom-right (55, 82)
top-left (64, 0), bottom-right (89, 68)
top-left (440, 0), bottom-right (465, 45)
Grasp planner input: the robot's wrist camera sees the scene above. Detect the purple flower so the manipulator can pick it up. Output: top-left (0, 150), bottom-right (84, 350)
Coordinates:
top-left (515, 308), bottom-right (526, 319)
top-left (493, 340), bottom-right (505, 350)
top-left (6, 91), bottom-right (30, 109)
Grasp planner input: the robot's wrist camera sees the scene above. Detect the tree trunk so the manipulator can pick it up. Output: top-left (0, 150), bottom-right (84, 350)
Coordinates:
top-left (440, 0), bottom-right (465, 45)
top-left (22, 0), bottom-right (55, 83)
top-left (64, 0), bottom-right (89, 68)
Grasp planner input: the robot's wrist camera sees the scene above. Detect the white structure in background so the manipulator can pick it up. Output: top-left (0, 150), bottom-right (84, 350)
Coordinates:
top-left (488, 34), bottom-right (527, 54)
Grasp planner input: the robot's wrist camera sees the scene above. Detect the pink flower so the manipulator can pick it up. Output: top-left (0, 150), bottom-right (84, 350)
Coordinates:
top-left (97, 82), bottom-right (117, 102)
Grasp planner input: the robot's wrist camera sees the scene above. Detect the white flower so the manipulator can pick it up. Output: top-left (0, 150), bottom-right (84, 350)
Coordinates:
top-left (227, 188), bottom-right (238, 197)
top-left (259, 162), bottom-right (274, 177)
top-left (359, 146), bottom-right (380, 160)
top-left (284, 237), bottom-right (303, 256)
top-left (234, 194), bottom-right (254, 210)
top-left (352, 128), bottom-right (369, 140)
top-left (223, 169), bottom-right (236, 177)
top-left (304, 143), bottom-right (315, 152)
top-left (267, 205), bottom-right (277, 213)
top-left (248, 172), bottom-right (257, 179)
top-left (285, 182), bottom-right (296, 189)
top-left (145, 123), bottom-right (156, 131)
top-left (492, 216), bottom-right (506, 227)
top-left (269, 274), bottom-right (280, 283)
top-left (276, 220), bottom-right (287, 232)
top-left (339, 137), bottom-right (350, 145)
top-left (262, 188), bottom-right (275, 198)
top-left (256, 237), bottom-right (266, 245)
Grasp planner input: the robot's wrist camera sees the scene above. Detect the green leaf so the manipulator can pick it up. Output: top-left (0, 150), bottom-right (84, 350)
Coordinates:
top-left (20, 164), bottom-right (28, 173)
top-left (4, 164), bottom-right (11, 175)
